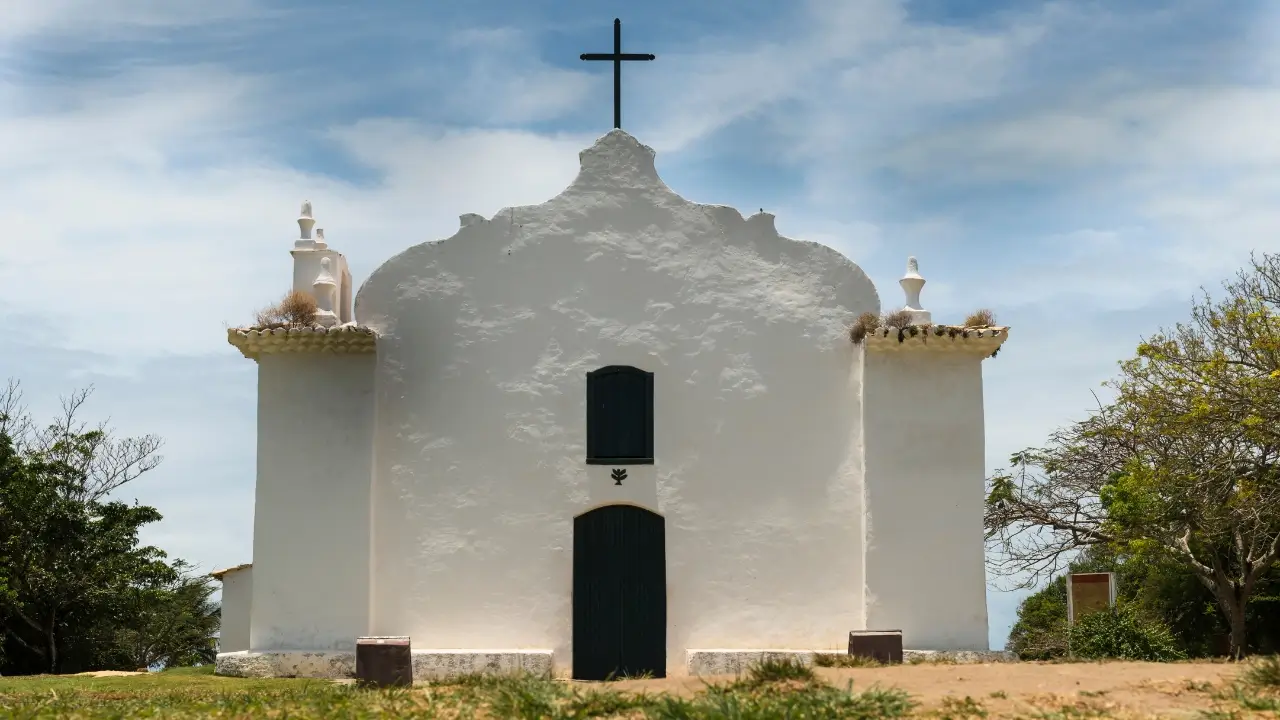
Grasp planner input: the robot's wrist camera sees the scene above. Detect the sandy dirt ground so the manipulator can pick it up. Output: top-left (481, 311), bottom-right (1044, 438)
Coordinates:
top-left (602, 661), bottom-right (1245, 718)
top-left (72, 670), bottom-right (149, 677)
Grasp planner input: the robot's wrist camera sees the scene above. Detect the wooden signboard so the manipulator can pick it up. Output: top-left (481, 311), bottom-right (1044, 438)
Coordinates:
top-left (1066, 572), bottom-right (1116, 625)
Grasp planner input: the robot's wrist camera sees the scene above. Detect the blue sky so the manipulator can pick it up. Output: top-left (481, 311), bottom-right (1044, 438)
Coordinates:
top-left (2, 0), bottom-right (1278, 651)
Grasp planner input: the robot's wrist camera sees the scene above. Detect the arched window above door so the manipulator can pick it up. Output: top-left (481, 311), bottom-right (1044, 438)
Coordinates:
top-left (585, 365), bottom-right (654, 465)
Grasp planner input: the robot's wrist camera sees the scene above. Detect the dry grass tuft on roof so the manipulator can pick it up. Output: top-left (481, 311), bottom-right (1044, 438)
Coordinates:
top-left (880, 309), bottom-right (914, 330)
top-left (963, 308), bottom-right (997, 328)
top-left (848, 311), bottom-right (881, 344)
top-left (849, 309), bottom-right (920, 344)
top-left (253, 290), bottom-right (318, 329)
top-left (848, 307), bottom-right (1007, 358)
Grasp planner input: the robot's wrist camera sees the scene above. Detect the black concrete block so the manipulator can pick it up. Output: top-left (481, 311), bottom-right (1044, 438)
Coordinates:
top-left (355, 636), bottom-right (413, 688)
top-left (848, 630), bottom-right (903, 664)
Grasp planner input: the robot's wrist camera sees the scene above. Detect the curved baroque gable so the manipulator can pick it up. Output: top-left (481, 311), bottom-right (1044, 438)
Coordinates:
top-left (355, 130), bottom-right (879, 330)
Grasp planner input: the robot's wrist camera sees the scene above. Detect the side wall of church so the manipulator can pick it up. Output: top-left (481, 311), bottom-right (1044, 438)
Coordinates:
top-left (249, 353), bottom-right (376, 651)
top-left (354, 132), bottom-right (879, 674)
top-left (862, 350), bottom-right (990, 650)
top-left (218, 567), bottom-right (253, 653)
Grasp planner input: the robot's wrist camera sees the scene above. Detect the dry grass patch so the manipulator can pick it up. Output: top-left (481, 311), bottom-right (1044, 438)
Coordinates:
top-left (962, 309), bottom-right (997, 328)
top-left (881, 309), bottom-right (915, 330)
top-left (1243, 654), bottom-right (1280, 689)
top-left (849, 311), bottom-right (882, 344)
top-left (1203, 654), bottom-right (1280, 718)
top-left (814, 652), bottom-right (886, 669)
top-left (849, 308), bottom-right (1005, 348)
top-left (252, 289), bottom-right (318, 329)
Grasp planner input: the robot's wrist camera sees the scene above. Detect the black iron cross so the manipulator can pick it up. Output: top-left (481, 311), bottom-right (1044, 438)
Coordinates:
top-left (580, 18), bottom-right (655, 129)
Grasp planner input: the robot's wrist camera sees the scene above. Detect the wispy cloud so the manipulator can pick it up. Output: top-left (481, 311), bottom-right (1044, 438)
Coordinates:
top-left (0, 0), bottom-right (265, 43)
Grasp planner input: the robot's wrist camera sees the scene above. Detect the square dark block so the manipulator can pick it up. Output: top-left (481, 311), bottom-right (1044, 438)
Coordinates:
top-left (356, 636), bottom-right (413, 688)
top-left (848, 630), bottom-right (903, 664)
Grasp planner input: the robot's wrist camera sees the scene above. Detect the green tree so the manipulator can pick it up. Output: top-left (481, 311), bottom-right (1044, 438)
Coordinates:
top-left (987, 254), bottom-right (1280, 658)
top-left (112, 560), bottom-right (220, 669)
top-left (0, 381), bottom-right (218, 674)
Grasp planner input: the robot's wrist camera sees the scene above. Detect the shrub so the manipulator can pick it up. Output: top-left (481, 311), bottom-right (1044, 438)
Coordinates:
top-left (1007, 578), bottom-right (1071, 660)
top-left (849, 312), bottom-right (882, 344)
top-left (881, 309), bottom-right (914, 329)
top-left (963, 308), bottom-right (997, 327)
top-left (253, 290), bottom-right (318, 328)
top-left (1068, 605), bottom-right (1186, 661)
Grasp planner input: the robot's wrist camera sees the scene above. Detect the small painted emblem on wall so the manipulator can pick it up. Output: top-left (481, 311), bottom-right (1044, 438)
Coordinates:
top-left (611, 468), bottom-right (627, 485)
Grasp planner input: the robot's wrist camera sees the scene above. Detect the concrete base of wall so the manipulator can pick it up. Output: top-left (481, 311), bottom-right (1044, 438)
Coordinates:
top-left (686, 648), bottom-right (1016, 675)
top-left (216, 650), bottom-right (354, 679)
top-left (411, 650), bottom-right (554, 680)
top-left (214, 647), bottom-right (1015, 680)
top-left (686, 650), bottom-right (817, 676)
top-left (215, 649), bottom-right (554, 681)
top-left (903, 649), bottom-right (1016, 664)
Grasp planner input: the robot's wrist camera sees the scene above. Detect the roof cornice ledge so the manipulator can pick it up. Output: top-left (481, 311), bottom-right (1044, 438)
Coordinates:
top-left (864, 325), bottom-right (1009, 358)
top-left (209, 562), bottom-right (252, 580)
top-left (227, 324), bottom-right (378, 361)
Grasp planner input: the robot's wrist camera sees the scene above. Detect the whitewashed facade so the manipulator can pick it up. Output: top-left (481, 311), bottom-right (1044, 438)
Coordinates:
top-left (215, 131), bottom-right (1007, 680)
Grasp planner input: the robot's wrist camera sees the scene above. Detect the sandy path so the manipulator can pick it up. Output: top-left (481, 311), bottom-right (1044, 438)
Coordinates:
top-left (603, 661), bottom-right (1243, 718)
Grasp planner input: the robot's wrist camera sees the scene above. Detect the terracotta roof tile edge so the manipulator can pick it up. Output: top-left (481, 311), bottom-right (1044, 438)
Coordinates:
top-left (864, 325), bottom-right (1010, 357)
top-left (226, 324), bottom-right (378, 360)
top-left (209, 562), bottom-right (252, 580)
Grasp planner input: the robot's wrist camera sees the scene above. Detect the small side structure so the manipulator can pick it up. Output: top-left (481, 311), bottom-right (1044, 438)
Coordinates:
top-left (219, 203), bottom-right (378, 679)
top-left (210, 563), bottom-right (253, 654)
top-left (860, 257), bottom-right (1008, 651)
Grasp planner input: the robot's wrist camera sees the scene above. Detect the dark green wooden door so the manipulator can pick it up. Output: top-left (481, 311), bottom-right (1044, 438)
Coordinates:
top-left (572, 504), bottom-right (666, 680)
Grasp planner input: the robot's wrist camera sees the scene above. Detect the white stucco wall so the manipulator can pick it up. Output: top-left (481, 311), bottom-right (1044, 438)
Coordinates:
top-left (862, 349), bottom-right (990, 650)
top-left (218, 567), bottom-right (253, 653)
top-left (250, 352), bottom-right (376, 652)
top-left (354, 131), bottom-right (880, 674)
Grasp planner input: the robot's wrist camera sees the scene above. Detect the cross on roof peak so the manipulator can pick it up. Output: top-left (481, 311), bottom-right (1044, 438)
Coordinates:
top-left (579, 18), bottom-right (656, 130)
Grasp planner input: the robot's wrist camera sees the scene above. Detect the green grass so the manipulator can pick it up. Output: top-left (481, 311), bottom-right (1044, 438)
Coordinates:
top-left (0, 664), bottom-right (916, 719)
top-left (5, 656), bottom-right (1278, 719)
top-left (1203, 654), bottom-right (1280, 718)
top-left (742, 657), bottom-right (817, 684)
top-left (1241, 654), bottom-right (1280, 689)
top-left (814, 653), bottom-right (885, 668)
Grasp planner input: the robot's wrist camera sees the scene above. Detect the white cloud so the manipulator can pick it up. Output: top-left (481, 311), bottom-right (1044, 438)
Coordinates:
top-left (0, 63), bottom-right (597, 358)
top-left (0, 0), bottom-right (263, 42)
top-left (425, 27), bottom-right (599, 125)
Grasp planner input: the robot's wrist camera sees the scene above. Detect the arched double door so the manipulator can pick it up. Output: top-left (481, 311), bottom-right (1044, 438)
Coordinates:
top-left (572, 504), bottom-right (666, 680)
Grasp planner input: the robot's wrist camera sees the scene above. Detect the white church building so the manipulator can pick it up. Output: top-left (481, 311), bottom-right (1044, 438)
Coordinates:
top-left (214, 130), bottom-right (1008, 681)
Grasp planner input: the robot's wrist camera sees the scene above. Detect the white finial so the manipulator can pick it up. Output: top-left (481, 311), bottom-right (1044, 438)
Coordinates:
top-left (312, 257), bottom-right (338, 327)
top-left (297, 200), bottom-right (316, 244)
top-left (900, 255), bottom-right (932, 324)
top-left (314, 228), bottom-right (328, 250)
